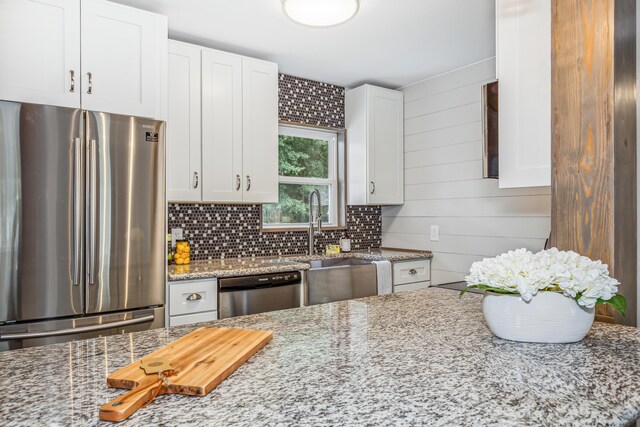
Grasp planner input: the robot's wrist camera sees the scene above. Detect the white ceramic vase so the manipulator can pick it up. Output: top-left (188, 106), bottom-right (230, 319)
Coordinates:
top-left (482, 291), bottom-right (595, 343)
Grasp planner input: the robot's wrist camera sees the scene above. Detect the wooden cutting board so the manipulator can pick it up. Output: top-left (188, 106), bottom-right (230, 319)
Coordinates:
top-left (99, 327), bottom-right (273, 422)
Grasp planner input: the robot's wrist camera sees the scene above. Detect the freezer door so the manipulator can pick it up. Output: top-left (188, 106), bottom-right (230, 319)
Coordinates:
top-left (0, 101), bottom-right (84, 322)
top-left (85, 111), bottom-right (165, 313)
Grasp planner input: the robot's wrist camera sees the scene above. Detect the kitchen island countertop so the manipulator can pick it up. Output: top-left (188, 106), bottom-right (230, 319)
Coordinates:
top-left (2, 287), bottom-right (639, 427)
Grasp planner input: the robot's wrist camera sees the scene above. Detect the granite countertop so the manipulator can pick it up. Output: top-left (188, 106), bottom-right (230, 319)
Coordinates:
top-left (167, 257), bottom-right (311, 281)
top-left (168, 248), bottom-right (433, 281)
top-left (2, 288), bottom-right (640, 426)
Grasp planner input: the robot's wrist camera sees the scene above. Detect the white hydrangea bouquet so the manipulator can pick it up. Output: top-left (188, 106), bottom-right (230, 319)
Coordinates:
top-left (462, 248), bottom-right (626, 316)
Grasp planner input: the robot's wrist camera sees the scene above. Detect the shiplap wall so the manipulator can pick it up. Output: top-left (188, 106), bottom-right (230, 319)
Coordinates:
top-left (382, 58), bottom-right (552, 285)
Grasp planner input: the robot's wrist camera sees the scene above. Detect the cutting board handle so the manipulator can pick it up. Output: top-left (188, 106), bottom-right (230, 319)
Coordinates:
top-left (99, 379), bottom-right (163, 422)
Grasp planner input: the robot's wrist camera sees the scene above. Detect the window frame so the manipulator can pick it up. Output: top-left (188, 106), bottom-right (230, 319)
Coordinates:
top-left (262, 125), bottom-right (340, 229)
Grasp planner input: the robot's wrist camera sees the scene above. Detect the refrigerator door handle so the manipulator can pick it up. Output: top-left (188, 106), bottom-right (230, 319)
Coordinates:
top-left (72, 137), bottom-right (82, 286)
top-left (88, 138), bottom-right (97, 285)
top-left (0, 314), bottom-right (155, 341)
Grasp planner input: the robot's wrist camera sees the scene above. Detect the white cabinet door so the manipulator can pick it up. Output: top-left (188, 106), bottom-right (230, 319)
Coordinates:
top-left (497, 0), bottom-right (551, 188)
top-left (241, 58), bottom-right (278, 204)
top-left (167, 41), bottom-right (201, 202)
top-left (346, 84), bottom-right (404, 206)
top-left (81, 0), bottom-right (167, 118)
top-left (367, 86), bottom-right (404, 204)
top-left (0, 0), bottom-right (80, 108)
top-left (201, 49), bottom-right (243, 202)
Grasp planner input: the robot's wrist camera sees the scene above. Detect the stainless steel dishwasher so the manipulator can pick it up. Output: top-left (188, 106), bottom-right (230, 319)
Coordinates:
top-left (305, 258), bottom-right (378, 305)
top-left (218, 272), bottom-right (303, 319)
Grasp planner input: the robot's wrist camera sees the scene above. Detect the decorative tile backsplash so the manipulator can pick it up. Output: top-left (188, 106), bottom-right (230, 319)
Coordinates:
top-left (168, 74), bottom-right (381, 260)
top-left (168, 204), bottom-right (381, 260)
top-left (278, 74), bottom-right (345, 128)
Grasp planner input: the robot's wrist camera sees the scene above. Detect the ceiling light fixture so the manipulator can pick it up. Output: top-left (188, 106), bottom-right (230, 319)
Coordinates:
top-left (282, 0), bottom-right (359, 27)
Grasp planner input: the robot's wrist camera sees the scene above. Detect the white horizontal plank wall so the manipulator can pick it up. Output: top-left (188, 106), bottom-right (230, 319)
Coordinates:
top-left (382, 58), bottom-right (551, 285)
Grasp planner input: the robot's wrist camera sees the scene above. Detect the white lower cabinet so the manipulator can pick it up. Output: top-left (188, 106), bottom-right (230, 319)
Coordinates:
top-left (392, 259), bottom-right (431, 293)
top-left (169, 279), bottom-right (217, 326)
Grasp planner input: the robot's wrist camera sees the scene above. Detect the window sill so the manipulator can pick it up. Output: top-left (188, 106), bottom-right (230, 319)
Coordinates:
top-left (260, 226), bottom-right (348, 233)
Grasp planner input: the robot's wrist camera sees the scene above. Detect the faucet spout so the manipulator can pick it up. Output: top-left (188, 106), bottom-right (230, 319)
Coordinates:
top-left (308, 189), bottom-right (322, 255)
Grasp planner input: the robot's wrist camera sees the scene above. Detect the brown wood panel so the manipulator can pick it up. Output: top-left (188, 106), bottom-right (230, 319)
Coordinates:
top-left (550, 0), bottom-right (636, 325)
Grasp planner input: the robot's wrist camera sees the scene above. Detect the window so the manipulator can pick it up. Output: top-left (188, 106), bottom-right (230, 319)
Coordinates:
top-left (262, 125), bottom-right (339, 228)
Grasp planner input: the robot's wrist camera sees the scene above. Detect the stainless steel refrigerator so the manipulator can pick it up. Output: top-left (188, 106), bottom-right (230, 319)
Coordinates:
top-left (0, 101), bottom-right (165, 351)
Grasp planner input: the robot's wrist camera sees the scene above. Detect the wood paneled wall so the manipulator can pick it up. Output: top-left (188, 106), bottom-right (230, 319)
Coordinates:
top-left (550, 0), bottom-right (636, 325)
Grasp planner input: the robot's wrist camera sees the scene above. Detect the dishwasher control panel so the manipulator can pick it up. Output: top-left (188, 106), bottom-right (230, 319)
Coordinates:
top-left (219, 271), bottom-right (302, 290)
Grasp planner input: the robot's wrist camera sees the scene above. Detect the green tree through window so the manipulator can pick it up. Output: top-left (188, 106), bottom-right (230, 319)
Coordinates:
top-left (263, 126), bottom-right (338, 226)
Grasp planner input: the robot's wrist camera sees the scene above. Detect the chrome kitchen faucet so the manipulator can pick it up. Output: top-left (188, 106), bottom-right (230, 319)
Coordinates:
top-left (308, 189), bottom-right (322, 255)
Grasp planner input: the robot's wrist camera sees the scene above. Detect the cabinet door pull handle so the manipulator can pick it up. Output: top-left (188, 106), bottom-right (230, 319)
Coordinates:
top-left (370, 181), bottom-right (376, 194)
top-left (69, 70), bottom-right (76, 93)
top-left (246, 175), bottom-right (251, 191)
top-left (186, 293), bottom-right (202, 301)
top-left (236, 174), bottom-right (241, 191)
top-left (86, 72), bottom-right (93, 94)
top-left (409, 269), bottom-right (417, 275)
top-left (193, 172), bottom-right (199, 189)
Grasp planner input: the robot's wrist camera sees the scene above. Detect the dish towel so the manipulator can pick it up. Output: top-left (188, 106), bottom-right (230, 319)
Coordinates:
top-left (373, 260), bottom-right (393, 295)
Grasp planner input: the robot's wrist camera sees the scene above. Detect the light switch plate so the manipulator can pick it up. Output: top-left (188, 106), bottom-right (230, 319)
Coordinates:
top-left (430, 225), bottom-right (439, 241)
top-left (171, 228), bottom-right (183, 247)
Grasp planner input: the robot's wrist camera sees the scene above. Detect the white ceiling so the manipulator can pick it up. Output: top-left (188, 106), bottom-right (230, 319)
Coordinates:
top-left (110, 0), bottom-right (496, 89)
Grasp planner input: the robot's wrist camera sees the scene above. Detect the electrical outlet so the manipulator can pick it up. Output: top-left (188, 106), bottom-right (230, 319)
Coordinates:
top-left (430, 225), bottom-right (440, 242)
top-left (171, 228), bottom-right (183, 247)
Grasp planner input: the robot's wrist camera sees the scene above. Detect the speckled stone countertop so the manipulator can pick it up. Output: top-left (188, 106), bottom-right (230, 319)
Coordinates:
top-left (2, 287), bottom-right (640, 426)
top-left (168, 257), bottom-right (311, 281)
top-left (168, 248), bottom-right (432, 281)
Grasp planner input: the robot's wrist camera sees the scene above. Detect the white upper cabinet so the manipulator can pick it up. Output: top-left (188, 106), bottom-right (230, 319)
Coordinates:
top-left (346, 84), bottom-right (404, 205)
top-left (201, 49), bottom-right (243, 203)
top-left (166, 42), bottom-right (279, 204)
top-left (167, 41), bottom-right (202, 202)
top-left (81, 0), bottom-right (167, 118)
top-left (0, 0), bottom-right (166, 119)
top-left (0, 0), bottom-right (81, 108)
top-left (497, 0), bottom-right (551, 188)
top-left (241, 58), bottom-right (279, 204)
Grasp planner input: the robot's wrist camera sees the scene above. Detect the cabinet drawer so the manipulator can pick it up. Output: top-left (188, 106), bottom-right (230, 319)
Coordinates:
top-left (394, 281), bottom-right (430, 293)
top-left (169, 311), bottom-right (217, 327)
top-left (393, 260), bottom-right (431, 285)
top-left (169, 279), bottom-right (217, 316)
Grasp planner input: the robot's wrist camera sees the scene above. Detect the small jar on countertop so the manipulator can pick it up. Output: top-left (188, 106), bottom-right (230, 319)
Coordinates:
top-left (174, 239), bottom-right (191, 265)
top-left (340, 233), bottom-right (351, 253)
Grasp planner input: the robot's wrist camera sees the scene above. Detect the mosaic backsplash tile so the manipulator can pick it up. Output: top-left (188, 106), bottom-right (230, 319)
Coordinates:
top-left (168, 205), bottom-right (382, 260)
top-left (278, 74), bottom-right (345, 128)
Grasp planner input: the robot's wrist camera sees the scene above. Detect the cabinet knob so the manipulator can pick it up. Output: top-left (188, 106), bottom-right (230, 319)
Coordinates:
top-left (186, 293), bottom-right (202, 301)
top-left (370, 181), bottom-right (376, 194)
top-left (246, 175), bottom-right (251, 191)
top-left (236, 174), bottom-right (241, 191)
top-left (86, 72), bottom-right (93, 95)
top-left (409, 269), bottom-right (417, 275)
top-left (193, 172), bottom-right (199, 189)
top-left (69, 70), bottom-right (75, 93)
